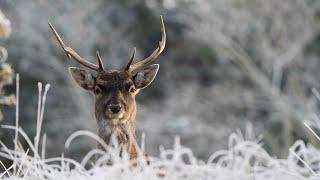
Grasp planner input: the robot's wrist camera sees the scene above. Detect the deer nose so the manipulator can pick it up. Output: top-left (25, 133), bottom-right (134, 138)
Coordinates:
top-left (109, 104), bottom-right (122, 114)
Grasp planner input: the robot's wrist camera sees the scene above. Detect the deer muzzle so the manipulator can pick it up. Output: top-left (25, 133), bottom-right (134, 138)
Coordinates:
top-left (108, 103), bottom-right (122, 114)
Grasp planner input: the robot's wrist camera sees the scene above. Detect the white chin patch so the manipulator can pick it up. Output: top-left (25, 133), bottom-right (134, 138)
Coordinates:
top-left (105, 113), bottom-right (128, 126)
top-left (105, 112), bottom-right (123, 119)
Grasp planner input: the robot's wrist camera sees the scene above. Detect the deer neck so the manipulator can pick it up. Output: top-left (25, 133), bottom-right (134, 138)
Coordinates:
top-left (97, 110), bottom-right (136, 148)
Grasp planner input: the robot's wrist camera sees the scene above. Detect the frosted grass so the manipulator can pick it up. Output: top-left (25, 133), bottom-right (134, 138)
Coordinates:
top-left (1, 80), bottom-right (320, 179)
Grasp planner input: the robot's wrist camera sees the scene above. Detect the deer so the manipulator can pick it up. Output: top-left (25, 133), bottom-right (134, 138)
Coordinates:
top-left (49, 16), bottom-right (166, 160)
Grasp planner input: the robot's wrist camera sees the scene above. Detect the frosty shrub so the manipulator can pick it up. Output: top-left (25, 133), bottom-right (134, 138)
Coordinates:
top-left (0, 10), bottom-right (15, 121)
top-left (0, 11), bottom-right (10, 39)
top-left (1, 82), bottom-right (320, 180)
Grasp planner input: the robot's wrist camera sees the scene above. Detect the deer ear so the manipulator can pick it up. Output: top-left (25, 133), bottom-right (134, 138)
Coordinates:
top-left (68, 67), bottom-right (96, 90)
top-left (133, 64), bottom-right (159, 89)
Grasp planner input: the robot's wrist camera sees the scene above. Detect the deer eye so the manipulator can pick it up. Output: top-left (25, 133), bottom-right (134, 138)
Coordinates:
top-left (129, 86), bottom-right (136, 93)
top-left (94, 86), bottom-right (102, 95)
top-left (126, 84), bottom-right (135, 93)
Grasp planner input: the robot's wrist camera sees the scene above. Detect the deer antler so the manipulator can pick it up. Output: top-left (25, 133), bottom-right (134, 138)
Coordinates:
top-left (49, 23), bottom-right (104, 71)
top-left (96, 50), bottom-right (105, 72)
top-left (127, 16), bottom-right (166, 73)
top-left (125, 47), bottom-right (136, 71)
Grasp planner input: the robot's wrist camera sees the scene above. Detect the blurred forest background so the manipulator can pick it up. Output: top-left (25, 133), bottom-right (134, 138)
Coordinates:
top-left (0, 0), bottom-right (320, 162)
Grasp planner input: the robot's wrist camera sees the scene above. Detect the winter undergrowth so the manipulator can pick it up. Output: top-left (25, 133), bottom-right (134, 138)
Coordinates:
top-left (1, 77), bottom-right (320, 180)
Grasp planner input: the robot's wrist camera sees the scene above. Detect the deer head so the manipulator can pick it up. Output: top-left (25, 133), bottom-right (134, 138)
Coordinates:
top-left (49, 16), bottom-right (166, 159)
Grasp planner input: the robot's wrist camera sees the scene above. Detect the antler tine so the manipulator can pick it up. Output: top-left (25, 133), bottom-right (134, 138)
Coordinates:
top-left (48, 23), bottom-right (70, 59)
top-left (128, 16), bottom-right (166, 72)
top-left (96, 50), bottom-right (105, 72)
top-left (49, 23), bottom-right (99, 71)
top-left (125, 47), bottom-right (136, 71)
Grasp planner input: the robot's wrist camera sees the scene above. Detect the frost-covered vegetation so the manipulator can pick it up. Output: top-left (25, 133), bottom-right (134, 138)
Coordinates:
top-left (1, 82), bottom-right (320, 179)
top-left (0, 0), bottom-right (319, 160)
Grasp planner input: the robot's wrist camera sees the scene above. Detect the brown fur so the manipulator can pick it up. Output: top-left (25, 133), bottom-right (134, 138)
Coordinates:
top-left (94, 70), bottom-right (138, 159)
top-left (68, 65), bottom-right (159, 159)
